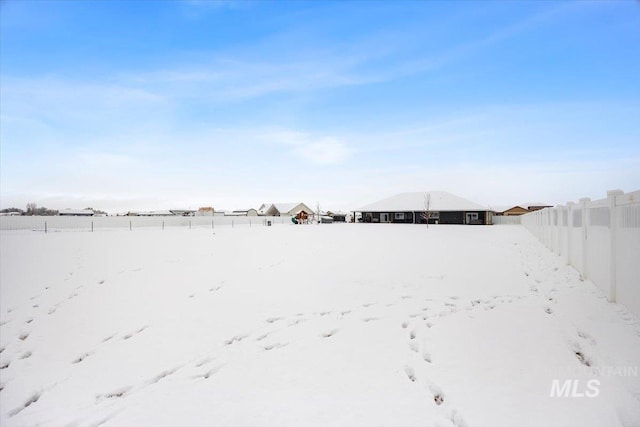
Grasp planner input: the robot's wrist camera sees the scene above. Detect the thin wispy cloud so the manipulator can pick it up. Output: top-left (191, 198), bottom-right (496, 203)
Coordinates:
top-left (265, 130), bottom-right (352, 165)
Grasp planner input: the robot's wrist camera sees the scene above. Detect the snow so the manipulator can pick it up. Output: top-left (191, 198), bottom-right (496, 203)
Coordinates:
top-left (1, 224), bottom-right (639, 426)
top-left (358, 191), bottom-right (488, 212)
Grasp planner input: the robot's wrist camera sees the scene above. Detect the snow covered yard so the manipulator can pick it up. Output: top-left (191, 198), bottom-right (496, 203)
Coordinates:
top-left (1, 224), bottom-right (639, 427)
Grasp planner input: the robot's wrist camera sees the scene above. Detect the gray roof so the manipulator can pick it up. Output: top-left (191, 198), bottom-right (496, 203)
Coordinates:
top-left (359, 191), bottom-right (488, 212)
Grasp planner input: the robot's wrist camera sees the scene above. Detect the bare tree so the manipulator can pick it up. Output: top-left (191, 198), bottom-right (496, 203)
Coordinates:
top-left (26, 202), bottom-right (37, 216)
top-left (424, 193), bottom-right (431, 228)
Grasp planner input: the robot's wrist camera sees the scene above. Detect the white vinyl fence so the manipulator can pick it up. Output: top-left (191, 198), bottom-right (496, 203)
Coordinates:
top-left (0, 215), bottom-right (290, 234)
top-left (521, 190), bottom-right (640, 317)
top-left (492, 216), bottom-right (522, 225)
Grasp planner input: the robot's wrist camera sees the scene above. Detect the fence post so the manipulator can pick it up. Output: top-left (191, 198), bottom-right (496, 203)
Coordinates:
top-left (232, 220), bottom-right (234, 228)
top-left (580, 197), bottom-right (590, 280)
top-left (130, 221), bottom-right (132, 231)
top-left (608, 189), bottom-right (623, 302)
top-left (189, 220), bottom-right (192, 230)
top-left (45, 221), bottom-right (47, 234)
top-left (163, 221), bottom-right (165, 231)
top-left (250, 219), bottom-right (252, 228)
top-left (566, 202), bottom-right (573, 266)
top-left (212, 220), bottom-right (214, 229)
top-left (92, 221), bottom-right (94, 232)
top-left (555, 207), bottom-right (561, 254)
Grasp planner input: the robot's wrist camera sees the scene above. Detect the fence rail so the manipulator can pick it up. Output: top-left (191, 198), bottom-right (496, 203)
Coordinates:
top-left (0, 215), bottom-right (289, 233)
top-left (521, 189), bottom-right (640, 317)
top-left (492, 216), bottom-right (522, 225)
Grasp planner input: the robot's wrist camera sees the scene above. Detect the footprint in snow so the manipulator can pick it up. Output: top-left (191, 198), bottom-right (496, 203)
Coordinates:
top-left (321, 329), bottom-right (339, 338)
top-left (577, 330), bottom-right (596, 345)
top-left (195, 357), bottom-right (214, 368)
top-left (264, 343), bottom-right (288, 351)
top-left (149, 367), bottom-right (179, 385)
top-left (255, 333), bottom-right (270, 342)
top-left (98, 387), bottom-right (130, 401)
top-left (288, 318), bottom-right (307, 326)
top-left (225, 334), bottom-right (248, 345)
top-left (8, 392), bottom-right (41, 417)
top-left (198, 367), bottom-right (221, 380)
top-left (404, 365), bottom-right (416, 382)
top-left (72, 352), bottom-right (94, 364)
top-left (574, 351), bottom-right (591, 367)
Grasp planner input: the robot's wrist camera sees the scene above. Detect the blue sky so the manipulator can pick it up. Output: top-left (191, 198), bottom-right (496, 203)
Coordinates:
top-left (1, 0), bottom-right (639, 213)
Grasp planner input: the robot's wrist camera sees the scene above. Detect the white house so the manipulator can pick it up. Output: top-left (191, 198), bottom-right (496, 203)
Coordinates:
top-left (230, 209), bottom-right (258, 216)
top-left (258, 203), bottom-right (314, 217)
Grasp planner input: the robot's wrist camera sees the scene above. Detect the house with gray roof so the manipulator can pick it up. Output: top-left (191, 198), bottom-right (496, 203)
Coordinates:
top-left (356, 191), bottom-right (493, 225)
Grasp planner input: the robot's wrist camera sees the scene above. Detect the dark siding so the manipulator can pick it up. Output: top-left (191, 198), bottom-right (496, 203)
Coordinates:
top-left (360, 210), bottom-right (490, 225)
top-left (391, 212), bottom-right (414, 223)
top-left (439, 211), bottom-right (464, 224)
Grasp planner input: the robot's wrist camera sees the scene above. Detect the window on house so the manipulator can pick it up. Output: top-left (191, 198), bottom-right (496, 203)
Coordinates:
top-left (395, 213), bottom-right (404, 220)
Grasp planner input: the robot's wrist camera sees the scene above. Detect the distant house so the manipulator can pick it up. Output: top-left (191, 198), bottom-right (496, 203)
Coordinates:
top-left (328, 212), bottom-right (347, 222)
top-left (170, 209), bottom-right (196, 216)
top-left (128, 210), bottom-right (195, 216)
top-left (491, 205), bottom-right (529, 216)
top-left (137, 210), bottom-right (175, 216)
top-left (59, 209), bottom-right (94, 216)
top-left (230, 209), bottom-right (258, 216)
top-left (521, 203), bottom-right (553, 212)
top-left (491, 203), bottom-right (552, 216)
top-left (195, 207), bottom-right (215, 217)
top-left (258, 203), bottom-right (314, 217)
top-left (356, 191), bottom-right (493, 225)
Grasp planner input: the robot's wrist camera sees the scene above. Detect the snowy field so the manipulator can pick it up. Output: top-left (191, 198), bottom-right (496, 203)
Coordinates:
top-left (1, 224), bottom-right (639, 427)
